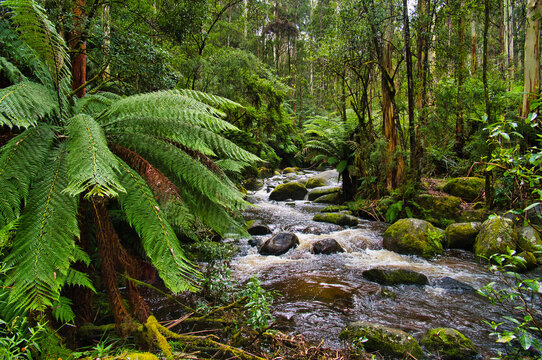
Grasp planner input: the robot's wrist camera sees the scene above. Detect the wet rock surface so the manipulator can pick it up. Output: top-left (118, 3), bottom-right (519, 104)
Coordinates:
top-left (258, 232), bottom-right (300, 256)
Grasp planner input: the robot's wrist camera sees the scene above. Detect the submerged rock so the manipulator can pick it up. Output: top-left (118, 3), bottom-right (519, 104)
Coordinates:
top-left (313, 213), bottom-right (358, 227)
top-left (307, 186), bottom-right (341, 201)
top-left (247, 221), bottom-right (272, 236)
top-left (311, 238), bottom-right (345, 255)
top-left (363, 268), bottom-right (428, 285)
top-left (445, 222), bottom-right (482, 250)
top-left (340, 321), bottom-right (424, 359)
top-left (474, 216), bottom-right (516, 260)
top-left (305, 175), bottom-right (329, 188)
top-left (420, 327), bottom-right (479, 360)
top-left (382, 218), bottom-right (444, 259)
top-left (258, 232), bottom-right (299, 256)
top-left (443, 177), bottom-right (485, 202)
top-left (269, 182), bottom-right (308, 201)
top-left (432, 277), bottom-right (477, 294)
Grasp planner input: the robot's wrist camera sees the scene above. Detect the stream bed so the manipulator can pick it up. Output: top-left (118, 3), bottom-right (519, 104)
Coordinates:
top-left (231, 169), bottom-right (509, 358)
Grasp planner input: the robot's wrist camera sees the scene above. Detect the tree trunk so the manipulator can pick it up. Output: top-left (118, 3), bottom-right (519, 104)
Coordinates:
top-left (416, 0), bottom-right (430, 170)
top-left (483, 0), bottom-right (494, 208)
top-left (522, 0), bottom-right (541, 117)
top-left (454, 4), bottom-right (466, 156)
top-left (403, 0), bottom-right (417, 182)
top-left (471, 19), bottom-right (477, 74)
top-left (70, 0), bottom-right (87, 98)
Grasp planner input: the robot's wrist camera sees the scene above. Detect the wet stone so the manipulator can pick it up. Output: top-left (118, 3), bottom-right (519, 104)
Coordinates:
top-left (432, 277), bottom-right (476, 295)
top-left (247, 221), bottom-right (272, 236)
top-left (362, 268), bottom-right (428, 286)
top-left (258, 232), bottom-right (299, 256)
top-left (311, 238), bottom-right (345, 255)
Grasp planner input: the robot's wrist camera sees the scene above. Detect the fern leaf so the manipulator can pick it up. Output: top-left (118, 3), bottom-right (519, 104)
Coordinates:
top-left (0, 56), bottom-right (27, 83)
top-left (3, 0), bottom-right (70, 84)
top-left (175, 88), bottom-right (243, 112)
top-left (51, 296), bottom-right (75, 324)
top-left (5, 144), bottom-right (79, 312)
top-left (65, 114), bottom-right (124, 198)
top-left (0, 82), bottom-right (58, 128)
top-left (0, 124), bottom-right (55, 226)
top-left (74, 92), bottom-right (122, 116)
top-left (215, 159), bottom-right (249, 175)
top-left (116, 158), bottom-right (200, 293)
top-left (63, 268), bottom-right (95, 291)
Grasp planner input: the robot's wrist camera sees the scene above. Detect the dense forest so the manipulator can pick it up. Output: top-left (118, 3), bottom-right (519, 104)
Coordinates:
top-left (1, 0), bottom-right (542, 359)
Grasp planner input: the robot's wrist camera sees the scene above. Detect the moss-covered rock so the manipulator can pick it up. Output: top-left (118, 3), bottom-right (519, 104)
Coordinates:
top-left (269, 182), bottom-right (308, 201)
top-left (515, 251), bottom-right (539, 271)
top-left (305, 176), bottom-right (328, 188)
top-left (517, 226), bottom-right (542, 253)
top-left (283, 167), bottom-right (300, 174)
top-left (363, 268), bottom-right (428, 285)
top-left (443, 177), bottom-right (485, 202)
top-left (322, 205), bottom-right (350, 213)
top-left (458, 209), bottom-right (487, 222)
top-left (313, 213), bottom-right (358, 227)
top-left (257, 167), bottom-right (274, 178)
top-left (382, 218), bottom-right (444, 259)
top-left (242, 177), bottom-right (264, 191)
top-left (420, 328), bottom-right (479, 360)
top-left (445, 222), bottom-right (482, 250)
top-left (416, 193), bottom-right (462, 225)
top-left (474, 216), bottom-right (516, 260)
top-left (307, 187), bottom-right (341, 201)
top-left (340, 321), bottom-right (425, 359)
top-left (314, 192), bottom-right (341, 204)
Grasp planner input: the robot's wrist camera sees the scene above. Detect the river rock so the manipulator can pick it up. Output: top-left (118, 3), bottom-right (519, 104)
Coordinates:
top-left (322, 205), bottom-right (349, 213)
top-left (516, 225), bottom-right (542, 253)
top-left (257, 167), bottom-right (274, 178)
top-left (243, 178), bottom-right (264, 191)
top-left (307, 187), bottom-right (341, 201)
top-left (514, 251), bottom-right (539, 271)
top-left (283, 167), bottom-right (299, 174)
top-left (420, 327), bottom-right (479, 360)
top-left (363, 268), bottom-right (428, 285)
top-left (311, 238), bottom-right (344, 254)
top-left (458, 209), bottom-right (487, 223)
top-left (258, 232), bottom-right (299, 256)
top-left (269, 182), bottom-right (308, 201)
top-left (306, 175), bottom-right (329, 188)
top-left (445, 222), bottom-right (482, 250)
top-left (443, 177), bottom-right (485, 202)
top-left (247, 221), bottom-right (272, 236)
top-left (474, 216), bottom-right (516, 260)
top-left (416, 193), bottom-right (462, 226)
top-left (382, 218), bottom-right (444, 259)
top-left (313, 213), bottom-right (358, 227)
top-left (340, 321), bottom-right (424, 359)
top-left (314, 192), bottom-right (341, 204)
top-left (432, 277), bottom-right (477, 294)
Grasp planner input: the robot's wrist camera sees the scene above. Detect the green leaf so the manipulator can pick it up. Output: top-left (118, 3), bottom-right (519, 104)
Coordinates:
top-left (496, 335), bottom-right (516, 343)
top-left (336, 160), bottom-right (348, 174)
top-left (0, 81), bottom-right (57, 128)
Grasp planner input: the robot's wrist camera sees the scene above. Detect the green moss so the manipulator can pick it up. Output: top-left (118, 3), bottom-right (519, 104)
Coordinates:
top-left (269, 182), bottom-right (308, 201)
top-left (458, 209), bottom-right (487, 222)
top-left (415, 194), bottom-right (462, 226)
top-left (383, 219), bottom-right (443, 259)
top-left (305, 176), bottom-right (328, 188)
top-left (282, 167), bottom-right (299, 173)
top-left (420, 328), bottom-right (478, 360)
top-left (257, 167), bottom-right (273, 178)
top-left (340, 321), bottom-right (424, 359)
top-left (322, 205), bottom-right (349, 213)
top-left (363, 268), bottom-right (428, 285)
top-left (517, 226), bottom-right (542, 253)
top-left (313, 213), bottom-right (358, 226)
top-left (314, 192), bottom-right (341, 204)
top-left (307, 187), bottom-right (341, 201)
top-left (445, 222), bottom-right (481, 250)
top-left (443, 177), bottom-right (485, 202)
top-left (474, 216), bottom-right (516, 260)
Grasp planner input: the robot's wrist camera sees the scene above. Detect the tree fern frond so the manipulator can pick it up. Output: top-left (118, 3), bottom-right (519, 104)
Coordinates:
top-left (0, 124), bottom-right (55, 226)
top-left (51, 296), bottom-right (75, 323)
top-left (0, 218), bottom-right (18, 248)
top-left (74, 93), bottom-right (121, 117)
top-left (65, 114), bottom-right (124, 198)
top-left (215, 159), bottom-right (249, 175)
top-left (175, 88), bottom-right (243, 112)
top-left (107, 117), bottom-right (261, 163)
top-left (0, 56), bottom-right (27, 83)
top-left (63, 268), bottom-right (94, 291)
top-left (3, 0), bottom-right (70, 84)
top-left (113, 134), bottom-right (246, 209)
top-left (115, 158), bottom-right (200, 293)
top-left (6, 144), bottom-right (79, 312)
top-left (0, 81), bottom-right (58, 128)
top-left (161, 198), bottom-right (196, 239)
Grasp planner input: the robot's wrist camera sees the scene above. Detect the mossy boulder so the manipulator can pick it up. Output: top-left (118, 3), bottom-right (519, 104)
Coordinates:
top-left (517, 226), bottom-right (542, 253)
top-left (363, 268), bottom-right (428, 285)
top-left (257, 167), bottom-right (274, 178)
top-left (258, 232), bottom-right (299, 256)
top-left (416, 193), bottom-right (462, 225)
top-left (314, 192), bottom-right (341, 204)
top-left (322, 205), bottom-right (350, 213)
top-left (307, 187), bottom-right (341, 201)
top-left (311, 238), bottom-right (345, 254)
top-left (242, 178), bottom-right (264, 191)
top-left (382, 218), bottom-right (444, 259)
top-left (445, 222), bottom-right (482, 250)
top-left (458, 209), bottom-right (487, 223)
top-left (340, 321), bottom-right (424, 359)
top-left (313, 213), bottom-right (358, 227)
top-left (474, 216), bottom-right (516, 260)
top-left (420, 328), bottom-right (479, 360)
top-left (305, 175), bottom-right (329, 188)
top-left (269, 182), bottom-right (308, 201)
top-left (283, 166), bottom-right (299, 174)
top-left (514, 251), bottom-right (539, 271)
top-left (443, 177), bottom-right (485, 202)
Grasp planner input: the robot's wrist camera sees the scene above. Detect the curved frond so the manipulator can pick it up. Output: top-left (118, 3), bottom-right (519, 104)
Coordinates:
top-left (0, 56), bottom-right (27, 83)
top-left (116, 158), bottom-right (199, 293)
top-left (74, 92), bottom-right (122, 117)
top-left (3, 0), bottom-right (70, 83)
top-left (0, 124), bottom-right (55, 226)
top-left (175, 88), bottom-right (243, 112)
top-left (0, 82), bottom-right (58, 128)
top-left (65, 114), bottom-right (124, 198)
top-left (6, 144), bottom-right (79, 312)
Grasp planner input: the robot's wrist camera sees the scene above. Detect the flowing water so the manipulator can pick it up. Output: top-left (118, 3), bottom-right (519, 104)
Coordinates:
top-left (231, 169), bottom-right (508, 358)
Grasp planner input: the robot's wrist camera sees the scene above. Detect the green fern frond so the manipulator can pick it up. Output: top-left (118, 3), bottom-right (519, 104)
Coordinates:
top-left (175, 88), bottom-right (243, 112)
top-left (107, 117), bottom-right (261, 163)
top-left (65, 114), bottom-right (124, 198)
top-left (63, 268), bottom-right (95, 291)
top-left (162, 198), bottom-right (196, 239)
top-left (0, 218), bottom-right (18, 248)
top-left (215, 159), bottom-right (249, 175)
top-left (0, 81), bottom-right (58, 128)
top-left (51, 296), bottom-right (75, 324)
top-left (74, 92), bottom-right (121, 116)
top-left (3, 0), bottom-right (70, 84)
top-left (116, 159), bottom-right (199, 293)
top-left (6, 144), bottom-right (79, 312)
top-left (0, 56), bottom-right (27, 83)
top-left (113, 134), bottom-right (246, 209)
top-left (0, 125), bottom-right (55, 226)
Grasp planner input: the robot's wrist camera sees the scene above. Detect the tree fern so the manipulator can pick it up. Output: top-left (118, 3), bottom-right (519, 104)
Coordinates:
top-left (65, 114), bottom-right (124, 198)
top-left (0, 56), bottom-right (26, 83)
top-left (5, 144), bottom-right (79, 311)
top-left (73, 92), bottom-right (122, 117)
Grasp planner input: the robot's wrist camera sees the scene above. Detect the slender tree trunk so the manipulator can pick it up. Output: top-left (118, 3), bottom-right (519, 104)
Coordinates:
top-left (522, 0), bottom-right (541, 117)
top-left (244, 0), bottom-right (248, 38)
top-left (454, 4), bottom-right (466, 156)
top-left (483, 0), bottom-right (494, 208)
top-left (70, 0), bottom-right (87, 98)
top-left (101, 2), bottom-right (110, 78)
top-left (471, 19), bottom-right (477, 74)
top-left (404, 0), bottom-right (417, 181)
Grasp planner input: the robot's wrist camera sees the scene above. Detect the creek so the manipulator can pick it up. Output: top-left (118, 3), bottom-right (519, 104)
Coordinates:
top-left (232, 169), bottom-right (508, 358)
